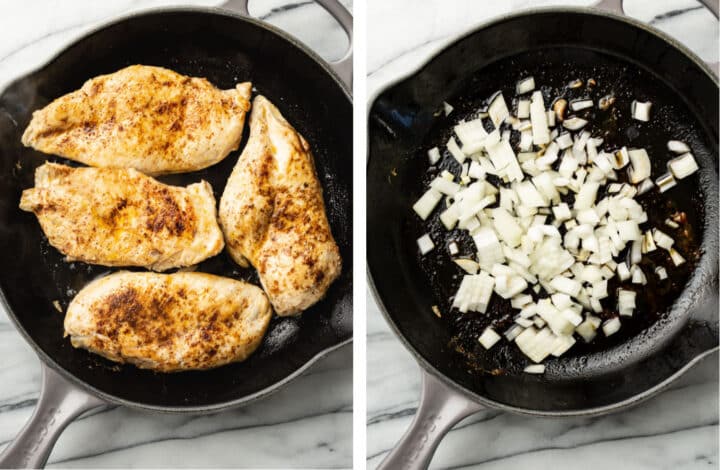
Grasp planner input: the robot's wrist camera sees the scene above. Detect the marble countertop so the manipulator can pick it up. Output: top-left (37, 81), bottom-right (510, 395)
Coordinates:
top-left (0, 1), bottom-right (352, 468)
top-left (366, 1), bottom-right (718, 469)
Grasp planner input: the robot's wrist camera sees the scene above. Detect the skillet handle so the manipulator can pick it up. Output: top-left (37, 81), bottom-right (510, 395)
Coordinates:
top-left (0, 362), bottom-right (104, 469)
top-left (220, 0), bottom-right (353, 91)
top-left (377, 368), bottom-right (485, 470)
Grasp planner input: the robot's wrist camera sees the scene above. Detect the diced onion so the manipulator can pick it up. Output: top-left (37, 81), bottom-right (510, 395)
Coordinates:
top-left (667, 153), bottom-right (699, 179)
top-left (667, 140), bottom-right (690, 154)
top-left (417, 234), bottom-right (435, 254)
top-left (517, 99), bottom-right (531, 119)
top-left (448, 241), bottom-right (459, 255)
top-left (524, 364), bottom-right (546, 374)
top-left (413, 189), bottom-right (442, 220)
top-left (516, 77), bottom-right (536, 95)
top-left (570, 99), bottom-right (593, 111)
top-left (618, 289), bottom-right (636, 316)
top-left (562, 117), bottom-right (588, 131)
top-left (530, 91), bottom-right (550, 145)
top-left (627, 148), bottom-right (651, 183)
top-left (454, 258), bottom-right (480, 274)
top-left (447, 136), bottom-right (466, 164)
top-left (488, 92), bottom-right (510, 128)
top-left (443, 101), bottom-right (454, 116)
top-left (631, 100), bottom-right (652, 122)
top-left (655, 266), bottom-right (668, 280)
top-left (602, 317), bottom-right (621, 336)
top-left (428, 147), bottom-right (441, 165)
top-left (656, 172), bottom-right (677, 192)
top-left (669, 248), bottom-right (686, 266)
top-left (479, 327), bottom-right (502, 349)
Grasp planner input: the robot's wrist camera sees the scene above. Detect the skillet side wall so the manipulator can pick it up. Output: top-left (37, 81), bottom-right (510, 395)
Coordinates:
top-left (367, 11), bottom-right (718, 412)
top-left (0, 10), bottom-right (352, 409)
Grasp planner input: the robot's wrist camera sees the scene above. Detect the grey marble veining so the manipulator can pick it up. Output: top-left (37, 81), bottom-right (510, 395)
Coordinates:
top-left (366, 1), bottom-right (718, 469)
top-left (0, 1), bottom-right (352, 467)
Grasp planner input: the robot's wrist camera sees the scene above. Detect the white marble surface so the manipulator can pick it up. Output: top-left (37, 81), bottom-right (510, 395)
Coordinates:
top-left (366, 1), bottom-right (719, 469)
top-left (0, 1), bottom-right (352, 468)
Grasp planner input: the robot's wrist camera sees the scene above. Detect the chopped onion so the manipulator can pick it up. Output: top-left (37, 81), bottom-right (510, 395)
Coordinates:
top-left (618, 289), bottom-right (636, 316)
top-left (602, 317), bottom-right (622, 336)
top-left (443, 101), bottom-right (454, 116)
top-left (417, 234), bottom-right (435, 255)
top-left (478, 327), bottom-right (501, 349)
top-left (453, 271), bottom-right (495, 313)
top-left (667, 140), bottom-right (690, 154)
top-left (652, 229), bottom-right (674, 250)
top-left (524, 364), bottom-right (546, 374)
top-left (641, 231), bottom-right (657, 253)
top-left (455, 119), bottom-right (488, 149)
top-left (613, 147), bottom-right (630, 169)
top-left (655, 266), bottom-right (668, 280)
top-left (517, 99), bottom-right (531, 119)
top-left (576, 316), bottom-right (599, 342)
top-left (454, 258), bottom-right (480, 274)
top-left (549, 276), bottom-right (581, 297)
top-left (631, 265), bottom-right (647, 285)
top-left (627, 148), bottom-right (651, 183)
top-left (516, 77), bottom-right (536, 95)
top-left (448, 241), bottom-right (459, 255)
top-left (570, 99), bottom-right (593, 111)
top-left (488, 92), bottom-right (510, 127)
top-left (669, 248), bottom-right (686, 266)
top-left (562, 116), bottom-right (588, 131)
top-left (530, 91), bottom-right (551, 145)
top-left (413, 188), bottom-right (442, 220)
top-left (556, 133), bottom-right (573, 150)
top-left (631, 100), bottom-right (652, 122)
top-left (428, 147), bottom-right (442, 165)
top-left (430, 177), bottom-right (460, 196)
top-left (617, 262), bottom-right (631, 281)
top-left (504, 324), bottom-right (524, 341)
top-left (656, 172), bottom-right (677, 192)
top-left (637, 178), bottom-right (655, 195)
top-left (668, 153), bottom-right (699, 179)
top-left (447, 136), bottom-right (466, 164)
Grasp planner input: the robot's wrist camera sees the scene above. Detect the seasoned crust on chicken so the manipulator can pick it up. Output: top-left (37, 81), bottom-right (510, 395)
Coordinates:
top-left (64, 272), bottom-right (272, 372)
top-left (22, 65), bottom-right (251, 175)
top-left (19, 162), bottom-right (224, 271)
top-left (219, 96), bottom-right (341, 316)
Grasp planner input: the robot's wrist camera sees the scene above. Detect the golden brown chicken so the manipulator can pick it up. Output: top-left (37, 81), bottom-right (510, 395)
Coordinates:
top-left (19, 162), bottom-right (224, 271)
top-left (22, 65), bottom-right (251, 175)
top-left (64, 272), bottom-right (272, 372)
top-left (219, 96), bottom-right (341, 316)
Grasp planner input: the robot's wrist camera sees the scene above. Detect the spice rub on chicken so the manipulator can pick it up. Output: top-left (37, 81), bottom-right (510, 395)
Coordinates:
top-left (64, 272), bottom-right (272, 372)
top-left (19, 163), bottom-right (224, 271)
top-left (219, 96), bottom-right (341, 316)
top-left (22, 65), bottom-right (251, 175)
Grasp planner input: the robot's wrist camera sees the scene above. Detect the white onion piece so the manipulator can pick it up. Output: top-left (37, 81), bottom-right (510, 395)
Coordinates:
top-left (454, 258), bottom-right (480, 274)
top-left (517, 99), bottom-right (531, 119)
top-left (530, 91), bottom-right (551, 145)
top-left (428, 147), bottom-right (441, 165)
top-left (473, 227), bottom-right (505, 270)
top-left (655, 266), bottom-right (668, 280)
top-left (668, 153), bottom-right (699, 179)
top-left (669, 248), bottom-right (686, 266)
top-left (627, 148), bottom-right (651, 183)
top-left (641, 231), bottom-right (657, 253)
top-left (618, 289), bottom-right (636, 316)
top-left (505, 324), bottom-right (524, 341)
top-left (546, 110), bottom-right (556, 127)
top-left (613, 147), bottom-right (630, 169)
top-left (453, 271), bottom-right (495, 313)
top-left (488, 92), bottom-right (510, 127)
top-left (443, 101), bottom-right (454, 116)
top-left (447, 136), bottom-right (466, 163)
top-left (556, 133), bottom-right (573, 150)
top-left (616, 262), bottom-right (631, 281)
top-left (439, 202), bottom-right (460, 230)
top-left (570, 99), bottom-right (593, 111)
top-left (448, 241), bottom-right (459, 255)
top-left (430, 177), bottom-right (460, 196)
top-left (524, 364), bottom-right (546, 374)
top-left (637, 178), bottom-right (655, 195)
top-left (455, 119), bottom-right (488, 148)
top-left (413, 188), bottom-right (442, 220)
top-left (511, 294), bottom-right (533, 309)
top-left (631, 100), bottom-right (652, 122)
top-left (574, 181), bottom-right (599, 210)
top-left (549, 276), bottom-right (581, 297)
top-left (656, 172), bottom-right (677, 192)
top-left (563, 117), bottom-right (588, 131)
top-left (519, 130), bottom-right (534, 152)
top-left (652, 229), bottom-right (674, 250)
top-left (576, 316), bottom-right (599, 342)
top-left (417, 234), bottom-right (435, 255)
top-left (667, 140), bottom-right (690, 154)
top-left (516, 77), bottom-right (536, 95)
top-left (479, 327), bottom-right (501, 349)
top-left (602, 317), bottom-right (622, 336)
top-left (631, 265), bottom-right (647, 285)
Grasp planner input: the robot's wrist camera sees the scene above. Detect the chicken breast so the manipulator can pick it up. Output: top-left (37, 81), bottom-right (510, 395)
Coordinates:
top-left (19, 162), bottom-right (224, 271)
top-left (22, 65), bottom-right (251, 175)
top-left (64, 272), bottom-right (272, 372)
top-left (219, 96), bottom-right (341, 316)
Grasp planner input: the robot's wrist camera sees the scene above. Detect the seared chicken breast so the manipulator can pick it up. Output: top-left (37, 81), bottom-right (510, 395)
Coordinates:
top-left (22, 65), bottom-right (251, 175)
top-left (64, 272), bottom-right (272, 372)
top-left (219, 96), bottom-right (341, 316)
top-left (19, 163), bottom-right (224, 271)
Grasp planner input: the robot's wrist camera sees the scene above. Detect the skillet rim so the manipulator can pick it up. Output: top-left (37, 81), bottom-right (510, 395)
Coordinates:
top-left (366, 5), bottom-right (719, 416)
top-left (0, 5), bottom-right (353, 413)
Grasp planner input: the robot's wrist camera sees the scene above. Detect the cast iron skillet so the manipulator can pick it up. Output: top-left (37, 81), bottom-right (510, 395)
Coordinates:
top-left (0, 2), bottom-right (352, 468)
top-left (367, 1), bottom-right (717, 468)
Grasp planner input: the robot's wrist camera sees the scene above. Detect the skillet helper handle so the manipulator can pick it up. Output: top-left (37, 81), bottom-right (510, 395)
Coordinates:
top-left (593, 0), bottom-right (719, 72)
top-left (220, 0), bottom-right (353, 90)
top-left (0, 363), bottom-right (104, 469)
top-left (377, 368), bottom-right (485, 470)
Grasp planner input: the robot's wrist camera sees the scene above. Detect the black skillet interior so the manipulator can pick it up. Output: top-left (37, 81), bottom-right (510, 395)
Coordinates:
top-left (0, 9), bottom-right (352, 409)
top-left (368, 10), bottom-right (718, 412)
